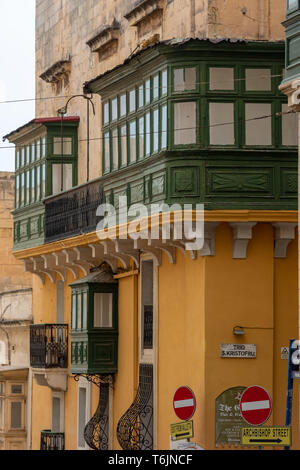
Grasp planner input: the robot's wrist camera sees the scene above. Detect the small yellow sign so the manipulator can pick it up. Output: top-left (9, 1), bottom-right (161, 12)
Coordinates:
top-left (171, 421), bottom-right (194, 441)
top-left (241, 426), bottom-right (292, 447)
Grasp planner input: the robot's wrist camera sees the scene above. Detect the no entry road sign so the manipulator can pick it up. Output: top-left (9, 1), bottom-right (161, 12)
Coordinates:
top-left (173, 386), bottom-right (196, 421)
top-left (240, 385), bottom-right (272, 426)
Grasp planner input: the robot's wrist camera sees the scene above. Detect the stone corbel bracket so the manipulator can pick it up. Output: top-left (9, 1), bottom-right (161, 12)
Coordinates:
top-left (39, 58), bottom-right (71, 84)
top-left (32, 368), bottom-right (68, 392)
top-left (229, 222), bottom-right (257, 259)
top-left (198, 222), bottom-right (220, 257)
top-left (272, 223), bottom-right (297, 258)
top-left (86, 19), bottom-right (120, 58)
top-left (124, 0), bottom-right (164, 29)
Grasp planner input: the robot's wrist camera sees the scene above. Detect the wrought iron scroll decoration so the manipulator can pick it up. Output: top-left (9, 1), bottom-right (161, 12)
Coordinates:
top-left (116, 363), bottom-right (153, 450)
top-left (73, 374), bottom-right (111, 450)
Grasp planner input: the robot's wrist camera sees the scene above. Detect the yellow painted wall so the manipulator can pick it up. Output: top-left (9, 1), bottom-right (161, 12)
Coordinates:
top-left (30, 222), bottom-right (298, 450)
top-left (158, 250), bottom-right (206, 449)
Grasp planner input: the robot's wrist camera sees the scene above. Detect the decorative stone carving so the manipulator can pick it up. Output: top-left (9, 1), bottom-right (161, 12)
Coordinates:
top-left (39, 59), bottom-right (71, 84)
top-left (124, 0), bottom-right (164, 38)
top-left (272, 223), bottom-right (297, 258)
top-left (86, 19), bottom-right (120, 60)
top-left (229, 223), bottom-right (257, 259)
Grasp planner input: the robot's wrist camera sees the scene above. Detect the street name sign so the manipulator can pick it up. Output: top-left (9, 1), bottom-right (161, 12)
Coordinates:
top-left (220, 344), bottom-right (256, 358)
top-left (173, 386), bottom-right (196, 421)
top-left (170, 421), bottom-right (194, 441)
top-left (241, 426), bottom-right (291, 447)
top-left (240, 385), bottom-right (272, 426)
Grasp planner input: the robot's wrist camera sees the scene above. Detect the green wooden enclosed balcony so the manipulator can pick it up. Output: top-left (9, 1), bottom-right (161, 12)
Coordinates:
top-left (70, 267), bottom-right (118, 375)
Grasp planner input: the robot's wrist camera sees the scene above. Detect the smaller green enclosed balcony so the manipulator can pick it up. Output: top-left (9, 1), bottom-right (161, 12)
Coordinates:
top-left (3, 116), bottom-right (79, 251)
top-left (70, 266), bottom-right (118, 375)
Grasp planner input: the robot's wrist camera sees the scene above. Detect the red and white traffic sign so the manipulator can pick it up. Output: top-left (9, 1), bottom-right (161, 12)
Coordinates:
top-left (173, 386), bottom-right (196, 421)
top-left (240, 385), bottom-right (272, 426)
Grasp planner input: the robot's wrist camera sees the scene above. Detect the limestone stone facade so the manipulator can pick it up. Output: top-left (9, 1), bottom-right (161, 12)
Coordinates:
top-left (35, 0), bottom-right (287, 183)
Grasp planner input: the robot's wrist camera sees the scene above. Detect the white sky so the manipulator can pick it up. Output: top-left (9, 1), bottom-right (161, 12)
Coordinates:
top-left (0, 0), bottom-right (35, 171)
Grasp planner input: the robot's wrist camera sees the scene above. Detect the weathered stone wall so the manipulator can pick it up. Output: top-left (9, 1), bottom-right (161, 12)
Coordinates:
top-left (0, 173), bottom-right (32, 292)
top-left (35, 0), bottom-right (286, 182)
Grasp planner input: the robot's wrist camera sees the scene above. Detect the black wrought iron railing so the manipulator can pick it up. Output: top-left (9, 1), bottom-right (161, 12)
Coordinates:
top-left (30, 324), bottom-right (68, 368)
top-left (44, 179), bottom-right (104, 243)
top-left (116, 364), bottom-right (153, 450)
top-left (40, 430), bottom-right (65, 450)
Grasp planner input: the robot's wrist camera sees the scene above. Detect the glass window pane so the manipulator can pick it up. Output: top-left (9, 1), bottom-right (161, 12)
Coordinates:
top-left (129, 89), bottom-right (136, 113)
top-left (71, 294), bottom-right (77, 329)
top-left (78, 388), bottom-right (86, 448)
top-left (210, 67), bottom-right (234, 90)
top-left (21, 173), bottom-right (25, 206)
top-left (282, 104), bottom-right (298, 146)
top-left (36, 139), bottom-right (40, 160)
top-left (139, 117), bottom-right (144, 158)
top-left (41, 136), bottom-right (46, 158)
top-left (153, 75), bottom-right (159, 100)
top-left (174, 68), bottom-right (196, 92)
top-left (52, 397), bottom-right (61, 433)
top-left (11, 384), bottom-right (22, 394)
top-left (138, 84), bottom-right (144, 108)
top-left (174, 102), bottom-right (196, 145)
top-left (31, 142), bottom-right (35, 162)
top-left (52, 164), bottom-right (73, 193)
top-left (145, 79), bottom-right (151, 105)
top-left (210, 102), bottom-right (235, 145)
top-left (104, 132), bottom-right (110, 172)
top-left (94, 293), bottom-right (113, 328)
top-left (26, 146), bottom-right (30, 165)
top-left (288, 0), bottom-right (298, 11)
top-left (16, 151), bottom-right (19, 169)
top-left (31, 168), bottom-right (35, 202)
top-left (36, 165), bottom-right (41, 200)
top-left (162, 69), bottom-right (168, 96)
top-left (15, 174), bottom-right (20, 208)
top-left (10, 402), bottom-right (22, 429)
top-left (145, 112), bottom-right (151, 156)
top-left (112, 128), bottom-right (118, 170)
top-left (82, 292), bottom-right (87, 330)
top-left (129, 120), bottom-right (136, 163)
top-left (21, 148), bottom-right (25, 167)
top-left (246, 69), bottom-right (271, 91)
top-left (142, 260), bottom-right (153, 350)
top-left (26, 171), bottom-right (30, 205)
top-left (161, 105), bottom-right (167, 149)
top-left (153, 108), bottom-right (159, 153)
top-left (121, 125), bottom-right (127, 166)
top-left (53, 137), bottom-right (72, 155)
top-left (103, 102), bottom-right (109, 125)
top-left (77, 293), bottom-right (82, 330)
top-left (41, 163), bottom-right (46, 198)
top-left (111, 98), bottom-right (118, 121)
top-left (245, 103), bottom-right (272, 145)
top-left (120, 94), bottom-right (126, 117)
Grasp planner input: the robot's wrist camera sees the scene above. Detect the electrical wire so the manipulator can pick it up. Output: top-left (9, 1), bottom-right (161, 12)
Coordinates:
top-left (0, 73), bottom-right (285, 106)
top-left (0, 109), bottom-right (296, 152)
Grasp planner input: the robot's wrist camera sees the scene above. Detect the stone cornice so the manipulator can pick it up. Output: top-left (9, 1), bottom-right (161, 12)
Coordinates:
top-left (86, 19), bottom-right (120, 55)
top-left (124, 0), bottom-right (164, 27)
top-left (39, 59), bottom-right (71, 84)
